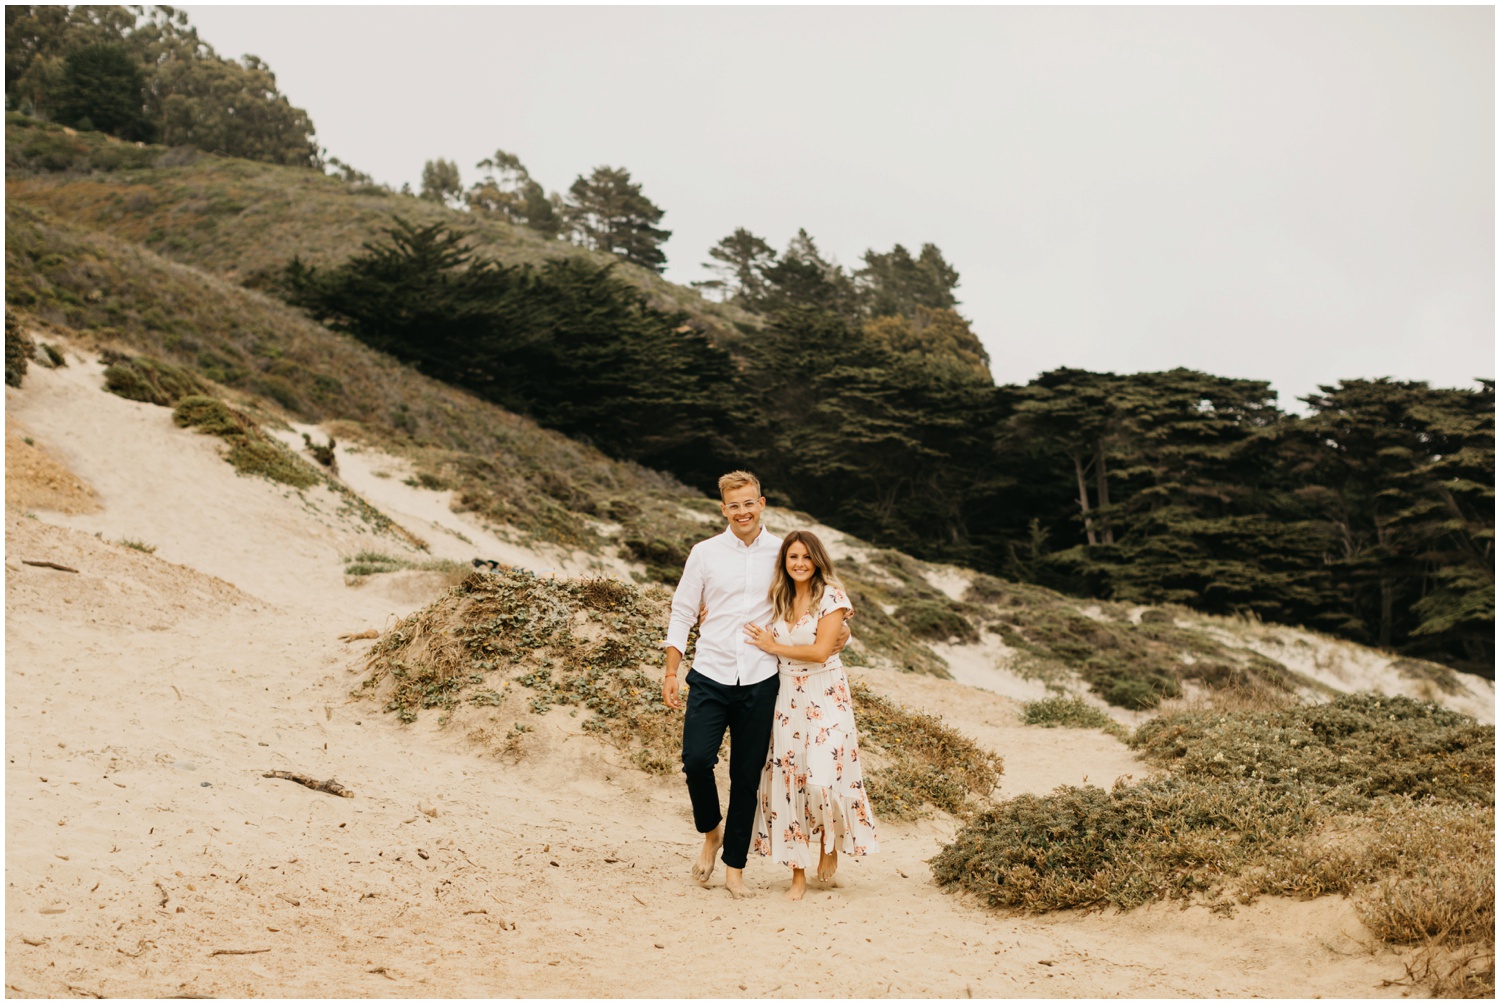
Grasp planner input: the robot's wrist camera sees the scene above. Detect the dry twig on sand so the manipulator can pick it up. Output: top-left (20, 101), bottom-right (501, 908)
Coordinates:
top-left (22, 560), bottom-right (78, 573)
top-left (262, 771), bottom-right (354, 798)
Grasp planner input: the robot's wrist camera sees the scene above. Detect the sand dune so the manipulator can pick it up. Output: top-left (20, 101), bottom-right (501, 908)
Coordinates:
top-left (5, 346), bottom-right (1426, 997)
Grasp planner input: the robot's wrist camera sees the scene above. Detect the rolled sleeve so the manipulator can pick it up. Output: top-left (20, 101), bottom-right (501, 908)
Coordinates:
top-left (664, 546), bottom-right (704, 656)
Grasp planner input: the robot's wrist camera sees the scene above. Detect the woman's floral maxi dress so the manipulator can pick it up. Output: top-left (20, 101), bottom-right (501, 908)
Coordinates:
top-left (752, 585), bottom-right (879, 869)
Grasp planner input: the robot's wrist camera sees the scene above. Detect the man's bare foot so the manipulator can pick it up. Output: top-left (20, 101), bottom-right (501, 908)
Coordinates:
top-left (724, 866), bottom-right (754, 899)
top-left (816, 844), bottom-right (839, 884)
top-left (691, 826), bottom-right (723, 885)
top-left (785, 869), bottom-right (807, 901)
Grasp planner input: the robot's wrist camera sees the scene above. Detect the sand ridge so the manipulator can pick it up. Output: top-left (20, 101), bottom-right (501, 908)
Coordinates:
top-left (5, 341), bottom-right (1421, 997)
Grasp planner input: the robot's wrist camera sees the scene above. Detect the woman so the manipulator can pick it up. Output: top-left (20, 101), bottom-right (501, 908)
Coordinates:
top-left (744, 530), bottom-right (879, 901)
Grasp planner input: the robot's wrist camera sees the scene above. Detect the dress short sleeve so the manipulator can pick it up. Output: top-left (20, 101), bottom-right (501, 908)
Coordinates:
top-left (819, 585), bottom-right (853, 621)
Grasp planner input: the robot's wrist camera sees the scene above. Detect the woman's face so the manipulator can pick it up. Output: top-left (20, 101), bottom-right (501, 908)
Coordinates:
top-left (785, 541), bottom-right (816, 585)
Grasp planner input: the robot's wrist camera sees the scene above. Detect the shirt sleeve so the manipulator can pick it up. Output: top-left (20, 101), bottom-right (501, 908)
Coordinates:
top-left (664, 545), bottom-right (705, 655)
top-left (820, 586), bottom-right (854, 620)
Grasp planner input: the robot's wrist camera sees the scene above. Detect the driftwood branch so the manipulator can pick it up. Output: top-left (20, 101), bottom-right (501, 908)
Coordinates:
top-left (22, 560), bottom-right (78, 573)
top-left (210, 948), bottom-right (270, 957)
top-left (262, 771), bottom-right (354, 798)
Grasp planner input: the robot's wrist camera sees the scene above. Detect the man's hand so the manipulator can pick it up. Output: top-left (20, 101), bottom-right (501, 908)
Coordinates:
top-left (832, 619), bottom-right (853, 655)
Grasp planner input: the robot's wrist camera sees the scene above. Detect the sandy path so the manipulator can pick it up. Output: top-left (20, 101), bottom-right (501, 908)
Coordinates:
top-left (5, 353), bottom-right (1418, 998)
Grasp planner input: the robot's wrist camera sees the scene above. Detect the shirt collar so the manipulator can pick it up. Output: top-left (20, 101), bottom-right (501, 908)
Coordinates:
top-left (720, 525), bottom-right (771, 550)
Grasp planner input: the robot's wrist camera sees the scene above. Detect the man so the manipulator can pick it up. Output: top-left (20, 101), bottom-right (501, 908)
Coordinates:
top-left (662, 470), bottom-right (846, 898)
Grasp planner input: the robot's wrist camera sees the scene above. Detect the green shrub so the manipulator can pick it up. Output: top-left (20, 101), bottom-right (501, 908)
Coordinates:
top-left (172, 394), bottom-right (317, 487)
top-left (5, 310), bottom-right (34, 387)
top-left (103, 352), bottom-right (207, 406)
top-left (1131, 693), bottom-right (1493, 805)
top-left (1021, 696), bottom-right (1123, 736)
top-left (172, 394), bottom-right (247, 436)
top-left (896, 598), bottom-right (980, 643)
top-left (933, 693), bottom-right (1495, 995)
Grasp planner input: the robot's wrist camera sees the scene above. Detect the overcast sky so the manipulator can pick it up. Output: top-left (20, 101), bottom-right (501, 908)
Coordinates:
top-left (180, 5), bottom-right (1494, 409)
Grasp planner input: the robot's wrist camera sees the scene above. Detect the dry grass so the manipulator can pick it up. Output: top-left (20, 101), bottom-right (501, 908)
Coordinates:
top-left (361, 570), bottom-right (1001, 817)
top-left (4, 112), bottom-right (758, 346)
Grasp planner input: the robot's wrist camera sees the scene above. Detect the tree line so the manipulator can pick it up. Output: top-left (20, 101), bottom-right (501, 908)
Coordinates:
top-left (282, 220), bottom-right (1494, 679)
top-left (5, 5), bottom-right (320, 167)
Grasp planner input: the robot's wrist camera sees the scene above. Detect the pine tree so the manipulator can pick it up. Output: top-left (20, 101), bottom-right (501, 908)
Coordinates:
top-left (564, 166), bottom-right (671, 272)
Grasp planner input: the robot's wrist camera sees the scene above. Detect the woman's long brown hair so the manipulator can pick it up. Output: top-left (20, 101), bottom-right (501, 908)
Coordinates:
top-left (769, 530), bottom-right (844, 626)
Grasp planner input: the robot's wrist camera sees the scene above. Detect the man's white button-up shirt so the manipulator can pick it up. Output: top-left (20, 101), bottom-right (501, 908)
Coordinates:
top-left (665, 526), bottom-right (782, 687)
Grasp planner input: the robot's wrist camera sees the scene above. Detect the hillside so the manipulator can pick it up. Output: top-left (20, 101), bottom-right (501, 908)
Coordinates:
top-left (4, 113), bottom-right (762, 347)
top-left (6, 117), bottom-right (1493, 996)
top-left (9, 194), bottom-right (1489, 722)
top-left (8, 342), bottom-right (1490, 998)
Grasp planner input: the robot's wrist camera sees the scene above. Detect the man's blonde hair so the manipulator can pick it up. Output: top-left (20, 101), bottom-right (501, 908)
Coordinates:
top-left (717, 469), bottom-right (761, 500)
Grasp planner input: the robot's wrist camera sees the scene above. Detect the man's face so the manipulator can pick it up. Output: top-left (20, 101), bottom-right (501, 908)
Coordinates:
top-left (720, 484), bottom-right (765, 542)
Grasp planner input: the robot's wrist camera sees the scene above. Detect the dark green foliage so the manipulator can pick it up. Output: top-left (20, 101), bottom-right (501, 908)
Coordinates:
top-left (301, 432), bottom-right (337, 470)
top-left (856, 242), bottom-right (960, 318)
top-left (51, 43), bottom-right (152, 141)
top-left (896, 598), bottom-right (980, 643)
top-left (6, 5), bottom-right (319, 167)
top-left (695, 227), bottom-right (776, 305)
top-left (467, 149), bottom-right (561, 238)
top-left (5, 308), bottom-right (33, 386)
top-left (621, 534), bottom-right (692, 585)
top-left (102, 351), bottom-right (207, 406)
top-left (986, 600), bottom-right (1301, 710)
top-left (565, 166), bottom-right (670, 272)
top-left (283, 218), bottom-right (738, 487)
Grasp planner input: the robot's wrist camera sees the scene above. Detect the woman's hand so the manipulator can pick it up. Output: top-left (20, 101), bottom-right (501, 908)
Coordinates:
top-left (743, 622), bottom-right (779, 654)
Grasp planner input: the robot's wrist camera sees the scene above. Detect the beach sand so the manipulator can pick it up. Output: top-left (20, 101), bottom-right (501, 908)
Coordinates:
top-left (5, 352), bottom-right (1418, 997)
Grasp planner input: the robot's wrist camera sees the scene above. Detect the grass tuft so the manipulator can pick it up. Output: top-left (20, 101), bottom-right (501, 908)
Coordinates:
top-left (1021, 696), bottom-right (1126, 738)
top-left (343, 551), bottom-right (464, 580)
top-left (102, 351), bottom-right (207, 406)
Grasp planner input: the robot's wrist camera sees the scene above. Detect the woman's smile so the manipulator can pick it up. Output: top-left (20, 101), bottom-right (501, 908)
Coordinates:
top-left (785, 543), bottom-right (815, 582)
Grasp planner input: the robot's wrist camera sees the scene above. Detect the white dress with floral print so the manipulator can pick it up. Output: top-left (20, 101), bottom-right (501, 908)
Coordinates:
top-left (752, 585), bottom-right (879, 869)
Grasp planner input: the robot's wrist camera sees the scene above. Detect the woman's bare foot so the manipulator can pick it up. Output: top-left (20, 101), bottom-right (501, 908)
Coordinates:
top-left (691, 826), bottom-right (723, 885)
top-left (785, 869), bottom-right (807, 901)
top-left (816, 844), bottom-right (839, 884)
top-left (724, 866), bottom-right (754, 899)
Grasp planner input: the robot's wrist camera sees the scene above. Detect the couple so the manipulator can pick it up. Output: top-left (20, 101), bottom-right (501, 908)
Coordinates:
top-left (661, 470), bottom-right (879, 901)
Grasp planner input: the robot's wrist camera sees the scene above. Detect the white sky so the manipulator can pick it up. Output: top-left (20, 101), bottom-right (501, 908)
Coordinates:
top-left (179, 5), bottom-right (1494, 409)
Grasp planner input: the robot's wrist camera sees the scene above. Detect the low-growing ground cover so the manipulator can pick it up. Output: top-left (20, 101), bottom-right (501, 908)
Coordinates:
top-left (965, 574), bottom-right (1313, 709)
top-left (933, 693), bottom-right (1495, 995)
top-left (343, 550), bottom-right (466, 581)
top-left (360, 569), bottom-right (1001, 818)
top-left (1021, 695), bottom-right (1127, 738)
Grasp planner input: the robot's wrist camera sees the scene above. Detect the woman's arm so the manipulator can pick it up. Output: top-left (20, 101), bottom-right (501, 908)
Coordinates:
top-left (744, 610), bottom-right (847, 664)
